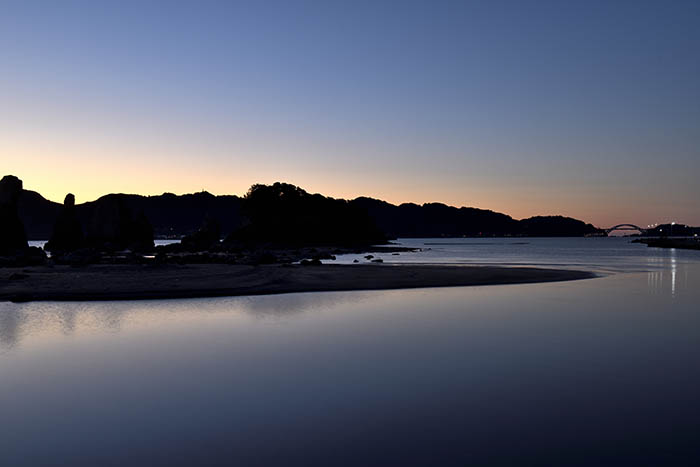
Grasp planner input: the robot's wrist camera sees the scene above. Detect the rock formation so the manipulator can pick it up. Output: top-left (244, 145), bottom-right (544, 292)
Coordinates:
top-left (45, 194), bottom-right (84, 252)
top-left (0, 175), bottom-right (28, 255)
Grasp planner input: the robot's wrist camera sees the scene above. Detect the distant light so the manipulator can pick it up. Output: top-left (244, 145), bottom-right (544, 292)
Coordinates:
top-left (672, 221), bottom-right (676, 225)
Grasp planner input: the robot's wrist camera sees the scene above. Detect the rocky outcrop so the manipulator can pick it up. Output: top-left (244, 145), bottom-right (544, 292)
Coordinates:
top-left (0, 175), bottom-right (28, 255)
top-left (45, 194), bottom-right (84, 253)
top-left (0, 175), bottom-right (47, 266)
top-left (85, 195), bottom-right (154, 251)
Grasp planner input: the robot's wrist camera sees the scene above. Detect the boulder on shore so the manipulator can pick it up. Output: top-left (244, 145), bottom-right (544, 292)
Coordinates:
top-left (0, 175), bottom-right (29, 255)
top-left (45, 193), bottom-right (84, 253)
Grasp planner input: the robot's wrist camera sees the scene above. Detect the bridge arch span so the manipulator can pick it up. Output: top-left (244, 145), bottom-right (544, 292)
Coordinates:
top-left (606, 224), bottom-right (647, 234)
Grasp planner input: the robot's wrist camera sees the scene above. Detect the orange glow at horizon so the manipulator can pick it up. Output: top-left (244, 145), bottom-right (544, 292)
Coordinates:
top-left (4, 167), bottom-right (682, 231)
top-left (3, 139), bottom-right (696, 230)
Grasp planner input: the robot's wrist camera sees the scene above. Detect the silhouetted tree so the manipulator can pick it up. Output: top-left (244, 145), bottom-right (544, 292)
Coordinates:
top-left (226, 182), bottom-right (386, 246)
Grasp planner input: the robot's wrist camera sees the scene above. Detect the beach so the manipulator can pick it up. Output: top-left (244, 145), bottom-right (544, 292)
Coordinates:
top-left (0, 263), bottom-right (594, 302)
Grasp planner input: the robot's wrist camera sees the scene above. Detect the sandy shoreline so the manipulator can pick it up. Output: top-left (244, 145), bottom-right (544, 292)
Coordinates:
top-left (0, 263), bottom-right (595, 303)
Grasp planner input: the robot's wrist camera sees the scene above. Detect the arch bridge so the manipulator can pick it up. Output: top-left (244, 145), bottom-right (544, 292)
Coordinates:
top-left (605, 224), bottom-right (648, 235)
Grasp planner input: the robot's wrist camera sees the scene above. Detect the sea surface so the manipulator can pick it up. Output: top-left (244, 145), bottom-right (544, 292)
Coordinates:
top-left (3, 238), bottom-right (700, 466)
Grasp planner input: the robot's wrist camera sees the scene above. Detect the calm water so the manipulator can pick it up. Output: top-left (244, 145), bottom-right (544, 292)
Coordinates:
top-left (2, 238), bottom-right (700, 466)
top-left (335, 236), bottom-right (699, 274)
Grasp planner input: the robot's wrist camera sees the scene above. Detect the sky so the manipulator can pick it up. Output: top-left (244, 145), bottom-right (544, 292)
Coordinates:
top-left (1, 0), bottom-right (699, 228)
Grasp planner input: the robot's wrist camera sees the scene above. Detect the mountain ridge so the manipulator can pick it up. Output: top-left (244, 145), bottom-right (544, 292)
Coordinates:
top-left (16, 182), bottom-right (603, 240)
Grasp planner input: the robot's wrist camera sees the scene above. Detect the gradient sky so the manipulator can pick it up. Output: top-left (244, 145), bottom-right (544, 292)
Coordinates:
top-left (2, 0), bottom-right (699, 227)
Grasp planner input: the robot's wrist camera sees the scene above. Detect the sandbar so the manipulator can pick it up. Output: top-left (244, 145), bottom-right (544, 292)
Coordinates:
top-left (0, 263), bottom-right (595, 302)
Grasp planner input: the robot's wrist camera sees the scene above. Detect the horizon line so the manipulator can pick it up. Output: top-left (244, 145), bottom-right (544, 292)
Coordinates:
top-left (11, 175), bottom-right (631, 228)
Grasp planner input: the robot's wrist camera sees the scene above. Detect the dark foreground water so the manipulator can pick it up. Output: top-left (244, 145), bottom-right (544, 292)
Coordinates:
top-left (2, 238), bottom-right (700, 466)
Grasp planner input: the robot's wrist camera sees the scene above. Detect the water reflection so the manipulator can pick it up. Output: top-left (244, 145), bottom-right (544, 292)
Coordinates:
top-left (1, 272), bottom-right (700, 465)
top-left (671, 248), bottom-right (677, 298)
top-left (2, 264), bottom-right (700, 465)
top-left (3, 239), bottom-right (700, 466)
top-left (645, 249), bottom-right (688, 300)
top-left (2, 264), bottom-right (699, 355)
top-left (0, 307), bottom-right (22, 351)
top-left (0, 291), bottom-right (372, 352)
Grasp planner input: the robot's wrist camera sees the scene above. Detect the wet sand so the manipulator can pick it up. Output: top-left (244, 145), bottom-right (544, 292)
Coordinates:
top-left (0, 263), bottom-right (595, 302)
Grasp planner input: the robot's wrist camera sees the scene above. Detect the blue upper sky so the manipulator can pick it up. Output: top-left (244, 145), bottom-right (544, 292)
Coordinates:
top-left (1, 0), bottom-right (699, 226)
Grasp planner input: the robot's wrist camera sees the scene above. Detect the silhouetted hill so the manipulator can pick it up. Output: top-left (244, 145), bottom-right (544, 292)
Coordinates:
top-left (518, 216), bottom-right (600, 237)
top-left (350, 197), bottom-right (519, 237)
top-left (75, 192), bottom-right (244, 239)
top-left (18, 190), bottom-right (62, 240)
top-left (19, 190), bottom-right (244, 240)
top-left (15, 181), bottom-right (604, 240)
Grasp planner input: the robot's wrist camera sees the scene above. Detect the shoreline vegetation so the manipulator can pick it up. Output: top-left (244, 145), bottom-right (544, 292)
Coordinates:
top-left (1, 264), bottom-right (595, 303)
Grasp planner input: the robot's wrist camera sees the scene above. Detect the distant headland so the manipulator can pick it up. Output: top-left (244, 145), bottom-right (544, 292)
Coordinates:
top-left (14, 176), bottom-right (603, 242)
